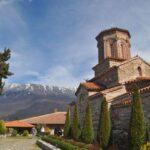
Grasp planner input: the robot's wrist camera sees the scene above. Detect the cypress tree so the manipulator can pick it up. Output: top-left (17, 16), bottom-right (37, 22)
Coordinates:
top-left (98, 98), bottom-right (111, 149)
top-left (64, 107), bottom-right (71, 138)
top-left (81, 102), bottom-right (94, 144)
top-left (72, 104), bottom-right (81, 140)
top-left (130, 89), bottom-right (146, 150)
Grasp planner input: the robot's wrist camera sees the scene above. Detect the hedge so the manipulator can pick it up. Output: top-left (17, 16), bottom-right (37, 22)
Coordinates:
top-left (42, 135), bottom-right (88, 150)
top-left (42, 136), bottom-right (78, 150)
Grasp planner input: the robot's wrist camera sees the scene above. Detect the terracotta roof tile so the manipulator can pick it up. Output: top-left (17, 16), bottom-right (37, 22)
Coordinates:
top-left (75, 82), bottom-right (104, 96)
top-left (5, 120), bottom-right (34, 128)
top-left (81, 82), bottom-right (101, 90)
top-left (22, 112), bottom-right (66, 125)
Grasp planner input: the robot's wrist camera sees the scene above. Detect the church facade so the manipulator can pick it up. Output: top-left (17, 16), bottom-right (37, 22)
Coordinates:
top-left (69, 28), bottom-right (150, 149)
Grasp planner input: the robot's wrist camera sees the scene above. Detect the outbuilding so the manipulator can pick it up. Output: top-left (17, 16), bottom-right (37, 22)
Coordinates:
top-left (5, 120), bottom-right (34, 134)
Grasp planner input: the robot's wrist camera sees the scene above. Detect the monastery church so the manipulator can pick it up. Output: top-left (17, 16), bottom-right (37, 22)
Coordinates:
top-left (69, 28), bottom-right (150, 148)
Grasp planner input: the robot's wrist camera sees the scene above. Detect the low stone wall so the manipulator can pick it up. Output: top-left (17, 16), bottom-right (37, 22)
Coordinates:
top-left (36, 139), bottom-right (61, 150)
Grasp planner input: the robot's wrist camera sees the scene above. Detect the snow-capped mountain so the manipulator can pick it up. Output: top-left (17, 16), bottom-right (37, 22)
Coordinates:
top-left (0, 84), bottom-right (75, 121)
top-left (5, 83), bottom-right (75, 96)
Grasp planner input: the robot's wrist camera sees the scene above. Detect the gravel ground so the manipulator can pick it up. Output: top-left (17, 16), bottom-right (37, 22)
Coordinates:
top-left (0, 137), bottom-right (41, 150)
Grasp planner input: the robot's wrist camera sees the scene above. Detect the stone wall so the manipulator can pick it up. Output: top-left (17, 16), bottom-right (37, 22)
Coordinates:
top-left (95, 67), bottom-right (119, 88)
top-left (93, 59), bottom-right (122, 77)
top-left (111, 91), bottom-right (150, 149)
top-left (118, 57), bottom-right (150, 83)
top-left (70, 94), bottom-right (103, 140)
top-left (93, 60), bottom-right (110, 77)
top-left (89, 96), bottom-right (103, 139)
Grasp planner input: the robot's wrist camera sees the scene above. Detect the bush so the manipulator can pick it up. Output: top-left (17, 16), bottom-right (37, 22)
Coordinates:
top-left (46, 135), bottom-right (90, 149)
top-left (98, 98), bottom-right (111, 149)
top-left (130, 89), bottom-right (146, 150)
top-left (81, 102), bottom-right (94, 144)
top-left (42, 136), bottom-right (79, 150)
top-left (64, 108), bottom-right (71, 138)
top-left (0, 120), bottom-right (6, 135)
top-left (22, 130), bottom-right (29, 136)
top-left (11, 129), bottom-right (18, 136)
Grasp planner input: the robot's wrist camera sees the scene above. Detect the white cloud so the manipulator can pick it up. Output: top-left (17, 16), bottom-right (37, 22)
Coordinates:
top-left (33, 65), bottom-right (93, 88)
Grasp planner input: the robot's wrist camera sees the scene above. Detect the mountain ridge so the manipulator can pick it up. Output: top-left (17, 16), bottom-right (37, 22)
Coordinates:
top-left (0, 83), bottom-right (75, 121)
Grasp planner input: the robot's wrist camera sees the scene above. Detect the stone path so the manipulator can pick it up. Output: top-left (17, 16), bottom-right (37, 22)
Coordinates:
top-left (0, 137), bottom-right (41, 150)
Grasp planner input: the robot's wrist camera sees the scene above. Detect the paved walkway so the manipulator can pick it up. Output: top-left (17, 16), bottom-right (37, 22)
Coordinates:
top-left (0, 137), bottom-right (41, 150)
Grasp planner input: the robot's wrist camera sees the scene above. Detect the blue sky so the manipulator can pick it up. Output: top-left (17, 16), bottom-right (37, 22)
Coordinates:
top-left (0, 0), bottom-right (150, 87)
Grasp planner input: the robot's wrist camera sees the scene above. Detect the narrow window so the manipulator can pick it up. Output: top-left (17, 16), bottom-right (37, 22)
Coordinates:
top-left (79, 94), bottom-right (84, 102)
top-left (137, 66), bottom-right (142, 76)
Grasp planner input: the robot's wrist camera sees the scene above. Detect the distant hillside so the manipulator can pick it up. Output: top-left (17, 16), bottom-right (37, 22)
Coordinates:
top-left (0, 84), bottom-right (75, 120)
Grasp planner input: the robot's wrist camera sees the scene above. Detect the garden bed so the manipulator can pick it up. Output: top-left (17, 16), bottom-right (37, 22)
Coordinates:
top-left (41, 135), bottom-right (100, 150)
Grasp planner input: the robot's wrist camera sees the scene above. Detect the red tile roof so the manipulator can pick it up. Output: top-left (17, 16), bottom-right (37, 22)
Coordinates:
top-left (75, 82), bottom-right (103, 95)
top-left (5, 120), bottom-right (34, 128)
top-left (22, 112), bottom-right (66, 125)
top-left (81, 82), bottom-right (101, 90)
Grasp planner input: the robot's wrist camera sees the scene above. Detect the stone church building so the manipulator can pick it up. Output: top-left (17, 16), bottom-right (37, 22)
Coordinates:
top-left (69, 28), bottom-right (150, 149)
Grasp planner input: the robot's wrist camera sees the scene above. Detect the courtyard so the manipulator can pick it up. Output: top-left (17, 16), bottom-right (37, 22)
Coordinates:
top-left (0, 137), bottom-right (41, 150)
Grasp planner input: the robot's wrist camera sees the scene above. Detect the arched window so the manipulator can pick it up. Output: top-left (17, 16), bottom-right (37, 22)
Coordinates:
top-left (137, 66), bottom-right (142, 76)
top-left (110, 43), bottom-right (116, 58)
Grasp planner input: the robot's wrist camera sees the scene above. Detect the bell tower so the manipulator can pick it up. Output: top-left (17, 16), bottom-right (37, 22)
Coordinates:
top-left (93, 28), bottom-right (131, 77)
top-left (96, 28), bottom-right (131, 63)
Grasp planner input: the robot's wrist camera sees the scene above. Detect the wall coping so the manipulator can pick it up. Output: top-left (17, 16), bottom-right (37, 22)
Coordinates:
top-left (36, 139), bottom-right (61, 150)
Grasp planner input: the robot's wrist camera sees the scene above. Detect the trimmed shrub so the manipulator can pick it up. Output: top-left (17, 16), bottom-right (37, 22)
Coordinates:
top-left (42, 136), bottom-right (79, 150)
top-left (51, 135), bottom-right (90, 149)
top-left (22, 130), bottom-right (29, 136)
top-left (0, 120), bottom-right (6, 135)
top-left (64, 107), bottom-right (71, 138)
top-left (81, 102), bottom-right (94, 144)
top-left (98, 98), bottom-right (111, 149)
top-left (11, 129), bottom-right (18, 136)
top-left (72, 104), bottom-right (81, 140)
top-left (130, 89), bottom-right (146, 150)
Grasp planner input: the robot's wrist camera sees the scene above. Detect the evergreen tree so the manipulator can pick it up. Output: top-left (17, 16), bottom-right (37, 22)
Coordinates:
top-left (81, 102), bottom-right (94, 144)
top-left (64, 107), bottom-right (71, 138)
top-left (72, 104), bottom-right (81, 140)
top-left (98, 98), bottom-right (111, 149)
top-left (0, 48), bottom-right (13, 94)
top-left (130, 89), bottom-right (146, 150)
top-left (0, 120), bottom-right (6, 135)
